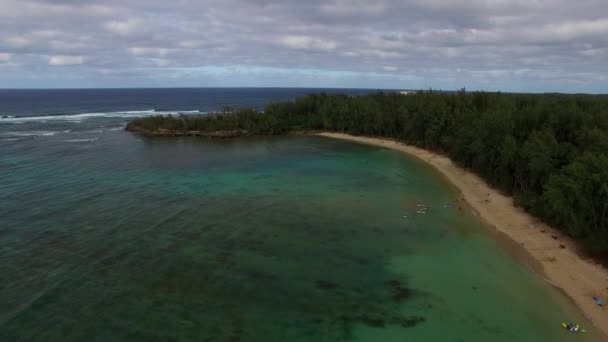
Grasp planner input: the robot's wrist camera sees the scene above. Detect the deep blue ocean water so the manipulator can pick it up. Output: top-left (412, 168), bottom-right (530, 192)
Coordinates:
top-left (0, 88), bottom-right (376, 117)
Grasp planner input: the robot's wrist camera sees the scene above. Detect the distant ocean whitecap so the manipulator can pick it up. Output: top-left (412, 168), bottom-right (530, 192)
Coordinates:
top-left (64, 138), bottom-right (99, 143)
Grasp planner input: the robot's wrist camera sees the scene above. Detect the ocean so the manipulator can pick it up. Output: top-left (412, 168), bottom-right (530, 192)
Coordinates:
top-left (0, 88), bottom-right (597, 341)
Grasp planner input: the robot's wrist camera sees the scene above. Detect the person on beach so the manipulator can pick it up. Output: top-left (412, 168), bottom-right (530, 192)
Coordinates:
top-left (593, 296), bottom-right (603, 306)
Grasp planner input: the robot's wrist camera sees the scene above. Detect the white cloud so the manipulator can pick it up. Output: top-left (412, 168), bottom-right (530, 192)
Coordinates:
top-left (0, 0), bottom-right (607, 91)
top-left (382, 66), bottom-right (398, 72)
top-left (104, 19), bottom-right (144, 36)
top-left (320, 1), bottom-right (386, 16)
top-left (281, 35), bottom-right (337, 52)
top-left (537, 18), bottom-right (608, 42)
top-left (128, 47), bottom-right (170, 58)
top-left (0, 53), bottom-right (11, 62)
top-left (48, 55), bottom-right (84, 66)
top-left (179, 40), bottom-right (202, 48)
top-left (5, 36), bottom-right (29, 49)
top-left (155, 59), bottom-right (170, 67)
top-left (49, 40), bottom-right (86, 51)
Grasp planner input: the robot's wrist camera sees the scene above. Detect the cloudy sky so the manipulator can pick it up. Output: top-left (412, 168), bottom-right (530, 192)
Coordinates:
top-left (1, 0), bottom-right (607, 92)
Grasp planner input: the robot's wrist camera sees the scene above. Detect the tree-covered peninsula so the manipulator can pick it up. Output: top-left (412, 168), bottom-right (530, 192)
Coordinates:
top-left (127, 91), bottom-right (608, 255)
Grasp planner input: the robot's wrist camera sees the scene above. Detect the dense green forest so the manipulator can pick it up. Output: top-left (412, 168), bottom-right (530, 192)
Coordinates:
top-left (126, 108), bottom-right (289, 135)
top-left (127, 91), bottom-right (608, 255)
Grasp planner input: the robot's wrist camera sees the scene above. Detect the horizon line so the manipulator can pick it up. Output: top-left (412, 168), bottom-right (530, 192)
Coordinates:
top-left (0, 86), bottom-right (605, 95)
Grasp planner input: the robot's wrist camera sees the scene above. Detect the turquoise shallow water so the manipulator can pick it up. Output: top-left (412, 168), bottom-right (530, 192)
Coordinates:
top-left (0, 129), bottom-right (599, 341)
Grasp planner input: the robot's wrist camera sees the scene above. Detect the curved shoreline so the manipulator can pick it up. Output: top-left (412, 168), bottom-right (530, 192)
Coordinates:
top-left (316, 132), bottom-right (608, 338)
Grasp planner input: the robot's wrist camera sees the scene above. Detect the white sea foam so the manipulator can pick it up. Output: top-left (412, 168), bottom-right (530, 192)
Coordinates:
top-left (173, 110), bottom-right (202, 114)
top-left (64, 138), bottom-right (99, 142)
top-left (0, 109), bottom-right (161, 123)
top-left (0, 113), bottom-right (104, 123)
top-left (1, 130), bottom-right (60, 137)
top-left (0, 109), bottom-right (208, 124)
top-left (1, 127), bottom-right (120, 140)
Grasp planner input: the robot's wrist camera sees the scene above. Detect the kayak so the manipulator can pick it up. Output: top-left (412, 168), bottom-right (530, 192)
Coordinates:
top-left (562, 322), bottom-right (587, 333)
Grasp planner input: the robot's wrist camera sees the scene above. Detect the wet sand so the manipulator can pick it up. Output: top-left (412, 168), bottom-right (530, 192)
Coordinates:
top-left (317, 132), bottom-right (608, 338)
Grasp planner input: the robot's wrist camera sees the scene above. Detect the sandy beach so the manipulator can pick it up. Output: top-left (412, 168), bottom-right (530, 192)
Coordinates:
top-left (317, 132), bottom-right (608, 338)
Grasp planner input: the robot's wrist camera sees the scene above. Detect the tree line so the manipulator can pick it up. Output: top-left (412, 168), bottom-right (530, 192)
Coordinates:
top-left (128, 91), bottom-right (608, 255)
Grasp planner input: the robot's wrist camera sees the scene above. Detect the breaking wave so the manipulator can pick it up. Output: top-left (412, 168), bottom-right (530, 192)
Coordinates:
top-left (0, 109), bottom-right (206, 124)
